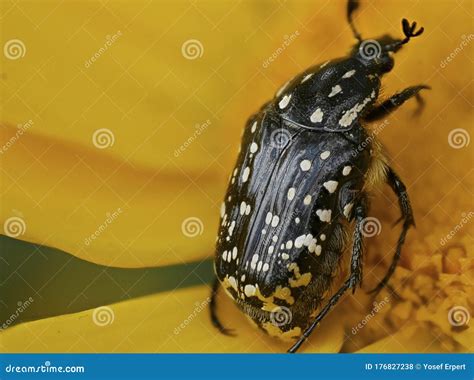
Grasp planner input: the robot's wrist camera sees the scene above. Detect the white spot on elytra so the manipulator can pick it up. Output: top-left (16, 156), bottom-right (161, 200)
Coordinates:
top-left (294, 235), bottom-right (306, 248)
top-left (343, 166), bottom-right (352, 176)
top-left (228, 220), bottom-right (236, 235)
top-left (244, 284), bottom-right (256, 297)
top-left (286, 241), bottom-right (293, 249)
top-left (328, 85), bottom-right (342, 97)
top-left (268, 246), bottom-right (274, 254)
top-left (262, 263), bottom-right (269, 272)
top-left (287, 187), bottom-right (296, 201)
top-left (295, 217), bottom-right (300, 224)
top-left (316, 209), bottom-right (332, 223)
top-left (257, 261), bottom-right (263, 271)
top-left (220, 203), bottom-right (225, 218)
top-left (310, 108), bottom-right (324, 123)
top-left (228, 276), bottom-right (237, 290)
top-left (242, 167), bottom-right (250, 182)
top-left (323, 180), bottom-right (338, 193)
top-left (271, 215), bottom-right (280, 227)
top-left (251, 121), bottom-right (257, 133)
top-left (282, 253), bottom-right (289, 260)
top-left (262, 229), bottom-right (266, 234)
top-left (303, 195), bottom-right (312, 205)
top-left (315, 245), bottom-right (322, 256)
top-left (272, 235), bottom-right (278, 242)
top-left (300, 160), bottom-right (311, 171)
top-left (245, 204), bottom-right (251, 215)
top-left (250, 142), bottom-right (258, 153)
top-left (232, 247), bottom-right (238, 259)
top-left (343, 203), bottom-right (354, 218)
top-left (278, 94), bottom-right (292, 109)
top-left (240, 201), bottom-right (246, 215)
top-left (265, 212), bottom-right (272, 225)
top-left (342, 69), bottom-right (356, 78)
top-left (320, 151), bottom-right (330, 160)
top-left (223, 251), bottom-right (227, 261)
top-left (301, 73), bottom-right (313, 83)
top-left (320, 234), bottom-right (326, 241)
top-left (303, 234), bottom-right (313, 246)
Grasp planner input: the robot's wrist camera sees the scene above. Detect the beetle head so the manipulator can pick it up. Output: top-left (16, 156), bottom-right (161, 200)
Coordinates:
top-left (347, 0), bottom-right (424, 75)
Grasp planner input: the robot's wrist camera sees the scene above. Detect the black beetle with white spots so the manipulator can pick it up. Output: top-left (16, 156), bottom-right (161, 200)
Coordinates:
top-left (211, 0), bottom-right (429, 353)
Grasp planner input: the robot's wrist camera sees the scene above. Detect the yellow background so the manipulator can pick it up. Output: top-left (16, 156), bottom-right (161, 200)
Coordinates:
top-left (0, 0), bottom-right (472, 353)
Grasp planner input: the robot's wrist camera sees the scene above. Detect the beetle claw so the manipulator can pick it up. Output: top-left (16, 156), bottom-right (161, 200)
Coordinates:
top-left (401, 18), bottom-right (424, 41)
top-left (219, 327), bottom-right (237, 337)
top-left (366, 284), bottom-right (383, 295)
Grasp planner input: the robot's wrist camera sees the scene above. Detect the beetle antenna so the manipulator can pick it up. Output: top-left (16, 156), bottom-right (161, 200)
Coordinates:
top-left (385, 18), bottom-right (424, 52)
top-left (347, 0), bottom-right (362, 42)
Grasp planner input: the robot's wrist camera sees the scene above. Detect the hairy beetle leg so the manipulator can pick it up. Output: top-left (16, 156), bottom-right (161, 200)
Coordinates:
top-left (288, 279), bottom-right (352, 354)
top-left (363, 85), bottom-right (431, 122)
top-left (367, 167), bottom-right (414, 295)
top-left (210, 278), bottom-right (236, 336)
top-left (349, 196), bottom-right (369, 294)
top-left (288, 198), bottom-right (368, 353)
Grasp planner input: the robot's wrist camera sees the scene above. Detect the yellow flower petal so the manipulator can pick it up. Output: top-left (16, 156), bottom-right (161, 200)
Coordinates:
top-left (0, 285), bottom-right (344, 353)
top-left (1, 128), bottom-right (222, 267)
top-left (0, 0), bottom-right (321, 267)
top-left (356, 324), bottom-right (464, 353)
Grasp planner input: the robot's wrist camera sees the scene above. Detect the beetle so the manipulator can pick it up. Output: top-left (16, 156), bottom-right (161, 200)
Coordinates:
top-left (210, 0), bottom-right (429, 353)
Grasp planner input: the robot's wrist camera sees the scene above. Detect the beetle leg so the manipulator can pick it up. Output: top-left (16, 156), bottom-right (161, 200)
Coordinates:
top-left (210, 277), bottom-right (236, 336)
top-left (349, 195), bottom-right (368, 293)
top-left (287, 279), bottom-right (352, 353)
top-left (287, 197), bottom-right (368, 353)
top-left (363, 85), bottom-right (430, 121)
top-left (368, 167), bottom-right (414, 295)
